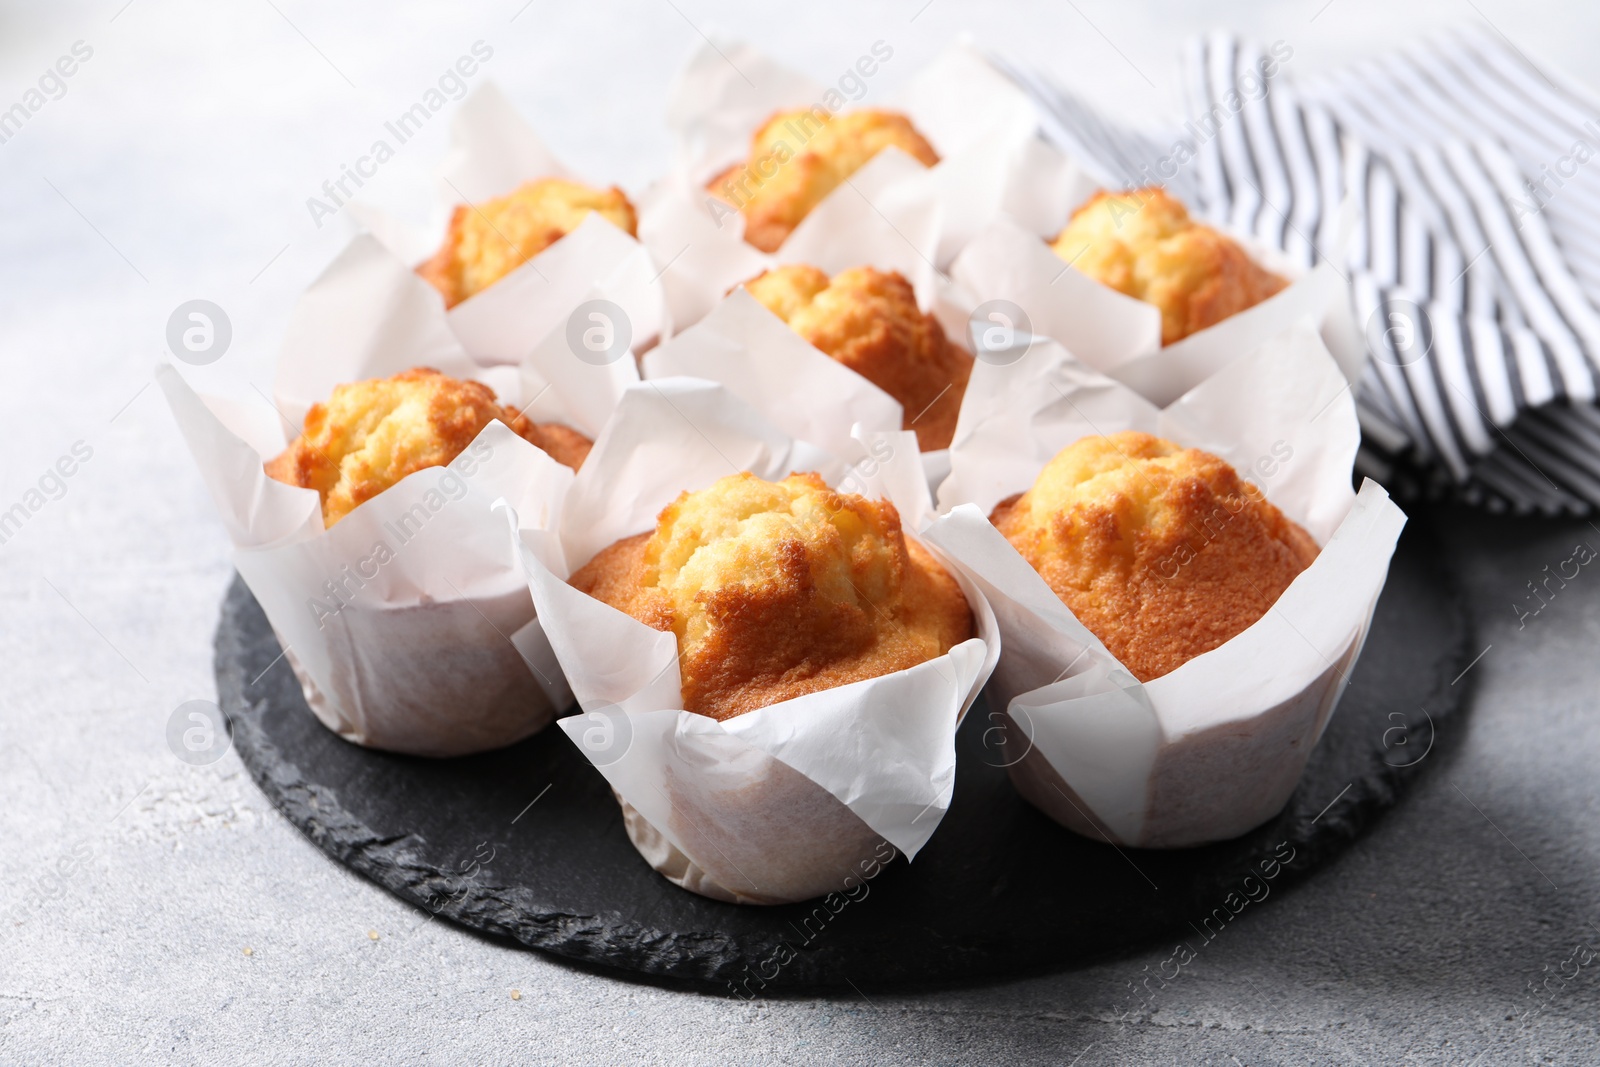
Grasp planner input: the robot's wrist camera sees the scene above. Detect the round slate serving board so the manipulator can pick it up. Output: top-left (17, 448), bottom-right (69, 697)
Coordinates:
top-left (215, 515), bottom-right (1470, 992)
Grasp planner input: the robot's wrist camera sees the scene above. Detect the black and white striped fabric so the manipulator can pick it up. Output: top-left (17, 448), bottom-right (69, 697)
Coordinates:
top-left (1000, 30), bottom-right (1600, 515)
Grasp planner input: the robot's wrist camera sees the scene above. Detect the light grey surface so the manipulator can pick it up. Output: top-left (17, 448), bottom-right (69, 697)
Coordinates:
top-left (3, 2), bottom-right (1600, 1063)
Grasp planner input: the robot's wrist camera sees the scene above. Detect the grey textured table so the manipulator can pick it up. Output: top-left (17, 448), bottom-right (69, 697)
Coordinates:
top-left (4, 2), bottom-right (1599, 1063)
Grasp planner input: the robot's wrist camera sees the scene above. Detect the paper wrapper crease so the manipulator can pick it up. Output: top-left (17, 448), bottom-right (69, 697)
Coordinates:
top-left (951, 209), bottom-right (1367, 406)
top-left (636, 40), bottom-right (1106, 489)
top-left (160, 235), bottom-right (578, 756)
top-left (650, 36), bottom-right (1086, 273)
top-left (927, 322), bottom-right (1405, 847)
top-left (352, 82), bottom-right (667, 373)
top-left (515, 378), bottom-right (998, 903)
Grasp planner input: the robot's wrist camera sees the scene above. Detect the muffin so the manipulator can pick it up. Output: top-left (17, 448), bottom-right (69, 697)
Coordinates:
top-left (742, 265), bottom-right (972, 451)
top-left (709, 108), bottom-right (940, 252)
top-left (990, 432), bottom-right (1318, 682)
top-left (265, 367), bottom-right (590, 527)
top-left (417, 178), bottom-right (639, 308)
top-left (570, 471), bottom-right (972, 720)
top-left (1049, 188), bottom-right (1288, 345)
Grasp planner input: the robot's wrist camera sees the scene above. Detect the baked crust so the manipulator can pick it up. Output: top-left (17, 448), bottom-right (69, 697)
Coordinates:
top-left (570, 472), bottom-right (973, 721)
top-left (417, 178), bottom-right (638, 308)
top-left (1049, 188), bottom-right (1289, 345)
top-left (742, 265), bottom-right (972, 451)
top-left (708, 108), bottom-right (939, 253)
top-left (264, 367), bottom-right (590, 527)
top-left (990, 431), bottom-right (1318, 682)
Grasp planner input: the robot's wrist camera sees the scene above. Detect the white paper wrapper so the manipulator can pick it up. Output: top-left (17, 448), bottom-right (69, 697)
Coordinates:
top-left (160, 235), bottom-right (578, 757)
top-left (640, 288), bottom-right (903, 468)
top-left (650, 37), bottom-right (1086, 271)
top-left (636, 196), bottom-right (966, 487)
top-left (951, 210), bottom-right (1367, 406)
top-left (637, 38), bottom-right (1097, 329)
top-left (514, 378), bottom-right (998, 903)
top-left (638, 147), bottom-right (942, 335)
top-left (636, 40), bottom-right (1104, 492)
top-left (353, 82), bottom-right (667, 371)
top-left (927, 323), bottom-right (1405, 848)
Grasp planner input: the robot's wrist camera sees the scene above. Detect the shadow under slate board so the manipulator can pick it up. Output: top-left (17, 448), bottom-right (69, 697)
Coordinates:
top-left (214, 512), bottom-right (1471, 992)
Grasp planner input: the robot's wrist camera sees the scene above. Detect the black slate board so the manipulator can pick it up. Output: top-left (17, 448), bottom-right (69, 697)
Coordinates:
top-left (215, 514), bottom-right (1471, 993)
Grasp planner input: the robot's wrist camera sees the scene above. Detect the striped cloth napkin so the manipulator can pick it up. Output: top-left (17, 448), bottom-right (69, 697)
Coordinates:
top-left (1000, 29), bottom-right (1600, 515)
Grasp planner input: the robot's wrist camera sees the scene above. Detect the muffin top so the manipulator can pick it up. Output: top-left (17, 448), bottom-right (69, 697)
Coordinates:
top-left (708, 108), bottom-right (939, 253)
top-left (991, 431), bottom-right (1318, 682)
top-left (417, 178), bottom-right (638, 308)
top-left (265, 367), bottom-right (590, 527)
top-left (1049, 188), bottom-right (1288, 345)
top-left (569, 471), bottom-right (972, 720)
top-left (743, 264), bottom-right (972, 452)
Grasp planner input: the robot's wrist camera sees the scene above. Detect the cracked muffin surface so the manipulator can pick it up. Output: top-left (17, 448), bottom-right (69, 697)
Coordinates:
top-left (1050, 188), bottom-right (1288, 345)
top-left (570, 471), bottom-right (972, 720)
top-left (708, 108), bottom-right (938, 253)
top-left (265, 367), bottom-right (590, 527)
top-left (991, 431), bottom-right (1318, 681)
top-left (417, 178), bottom-right (638, 307)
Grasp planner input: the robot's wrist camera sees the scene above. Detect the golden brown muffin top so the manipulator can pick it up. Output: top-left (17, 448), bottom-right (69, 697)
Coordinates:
top-left (570, 471), bottom-right (972, 721)
top-left (417, 178), bottom-right (638, 308)
top-left (709, 108), bottom-right (939, 253)
top-left (264, 367), bottom-right (590, 527)
top-left (742, 265), bottom-right (972, 452)
top-left (991, 431), bottom-right (1318, 682)
top-left (1049, 188), bottom-right (1289, 345)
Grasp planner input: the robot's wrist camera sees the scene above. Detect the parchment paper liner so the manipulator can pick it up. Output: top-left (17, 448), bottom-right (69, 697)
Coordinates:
top-left (159, 234), bottom-right (580, 757)
top-left (635, 39), bottom-right (1098, 486)
top-left (512, 378), bottom-right (998, 903)
top-left (927, 321), bottom-right (1405, 847)
top-left (638, 145), bottom-right (954, 483)
top-left (640, 288), bottom-right (902, 475)
top-left (950, 207), bottom-right (1367, 408)
top-left (647, 37), bottom-right (1087, 279)
top-left (353, 81), bottom-right (667, 371)
top-left (638, 149), bottom-right (973, 489)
